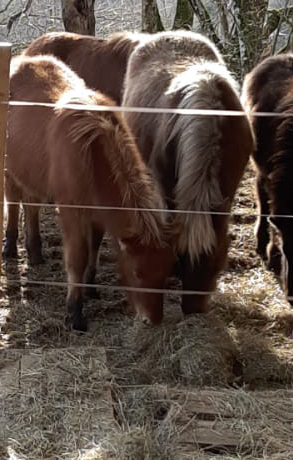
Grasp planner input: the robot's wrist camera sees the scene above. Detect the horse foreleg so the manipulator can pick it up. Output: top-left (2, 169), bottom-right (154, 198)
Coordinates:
top-left (255, 172), bottom-right (270, 260)
top-left (83, 224), bottom-right (104, 298)
top-left (3, 174), bottom-right (21, 259)
top-left (60, 210), bottom-right (89, 331)
top-left (23, 201), bottom-right (43, 264)
top-left (180, 232), bottom-right (229, 314)
top-left (180, 253), bottom-right (212, 314)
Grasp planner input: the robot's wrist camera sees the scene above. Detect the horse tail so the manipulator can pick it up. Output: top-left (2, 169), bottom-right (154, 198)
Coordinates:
top-left (167, 63), bottom-right (239, 261)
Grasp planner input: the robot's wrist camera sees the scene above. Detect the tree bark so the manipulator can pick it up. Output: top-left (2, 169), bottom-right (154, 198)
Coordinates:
top-left (233, 0), bottom-right (269, 73)
top-left (61, 0), bottom-right (95, 36)
top-left (174, 0), bottom-right (193, 29)
top-left (188, 0), bottom-right (222, 49)
top-left (142, 0), bottom-right (164, 33)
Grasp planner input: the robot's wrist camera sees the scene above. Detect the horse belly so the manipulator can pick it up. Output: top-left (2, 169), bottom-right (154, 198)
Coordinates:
top-left (6, 113), bottom-right (50, 201)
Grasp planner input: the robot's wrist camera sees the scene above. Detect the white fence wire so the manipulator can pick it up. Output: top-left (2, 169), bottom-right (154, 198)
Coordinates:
top-left (2, 97), bottom-right (290, 297)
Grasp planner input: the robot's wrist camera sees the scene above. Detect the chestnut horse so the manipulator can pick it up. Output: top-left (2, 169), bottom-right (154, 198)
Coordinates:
top-left (5, 30), bottom-right (147, 265)
top-left (23, 30), bottom-right (147, 104)
top-left (123, 31), bottom-right (254, 314)
top-left (242, 54), bottom-right (293, 304)
top-left (5, 55), bottom-right (173, 330)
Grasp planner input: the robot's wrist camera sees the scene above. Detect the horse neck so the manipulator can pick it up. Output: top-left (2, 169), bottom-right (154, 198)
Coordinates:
top-left (91, 131), bottom-right (164, 246)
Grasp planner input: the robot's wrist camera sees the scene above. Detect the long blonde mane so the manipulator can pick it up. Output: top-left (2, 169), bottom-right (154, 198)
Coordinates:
top-left (56, 90), bottom-right (167, 247)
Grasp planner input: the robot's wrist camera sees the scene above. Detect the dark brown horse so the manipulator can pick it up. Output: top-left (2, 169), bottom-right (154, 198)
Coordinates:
top-left (23, 30), bottom-right (148, 104)
top-left (123, 30), bottom-right (254, 314)
top-left (5, 55), bottom-right (173, 330)
top-left (4, 30), bottom-right (147, 266)
top-left (242, 53), bottom-right (293, 304)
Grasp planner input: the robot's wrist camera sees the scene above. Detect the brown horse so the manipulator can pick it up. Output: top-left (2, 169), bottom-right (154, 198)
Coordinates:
top-left (5, 55), bottom-right (173, 330)
top-left (5, 30), bottom-right (147, 265)
top-left (23, 30), bottom-right (148, 104)
top-left (242, 54), bottom-right (293, 304)
top-left (123, 30), bottom-right (254, 314)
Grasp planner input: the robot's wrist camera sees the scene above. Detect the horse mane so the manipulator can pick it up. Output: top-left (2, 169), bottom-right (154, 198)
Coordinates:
top-left (103, 31), bottom-right (148, 58)
top-left (56, 90), bottom-right (167, 247)
top-left (157, 62), bottom-right (239, 260)
top-left (130, 30), bottom-right (224, 72)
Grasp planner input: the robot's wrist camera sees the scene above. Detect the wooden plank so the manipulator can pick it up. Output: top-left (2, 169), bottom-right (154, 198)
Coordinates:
top-left (167, 389), bottom-right (231, 417)
top-left (122, 385), bottom-right (293, 456)
top-left (168, 388), bottom-right (293, 421)
top-left (0, 350), bottom-right (23, 442)
top-left (168, 388), bottom-right (293, 453)
top-left (176, 419), bottom-right (241, 448)
top-left (0, 347), bottom-right (115, 458)
top-left (0, 42), bottom-right (11, 276)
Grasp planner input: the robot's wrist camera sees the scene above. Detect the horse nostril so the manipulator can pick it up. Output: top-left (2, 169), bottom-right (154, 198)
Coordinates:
top-left (142, 316), bottom-right (151, 326)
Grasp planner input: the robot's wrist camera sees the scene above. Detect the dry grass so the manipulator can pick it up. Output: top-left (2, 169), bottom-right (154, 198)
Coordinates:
top-left (1, 161), bottom-right (293, 459)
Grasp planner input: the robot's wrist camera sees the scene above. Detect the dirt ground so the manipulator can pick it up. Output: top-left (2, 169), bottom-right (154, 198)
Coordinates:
top-left (1, 161), bottom-right (293, 459)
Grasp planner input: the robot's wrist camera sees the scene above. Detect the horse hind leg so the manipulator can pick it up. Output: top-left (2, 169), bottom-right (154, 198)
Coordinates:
top-left (83, 224), bottom-right (104, 299)
top-left (23, 199), bottom-right (44, 265)
top-left (60, 209), bottom-right (89, 331)
top-left (3, 174), bottom-right (21, 259)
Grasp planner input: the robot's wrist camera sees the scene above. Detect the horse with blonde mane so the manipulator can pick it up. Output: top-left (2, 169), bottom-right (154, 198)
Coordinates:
top-left (123, 30), bottom-right (254, 314)
top-left (5, 55), bottom-right (173, 330)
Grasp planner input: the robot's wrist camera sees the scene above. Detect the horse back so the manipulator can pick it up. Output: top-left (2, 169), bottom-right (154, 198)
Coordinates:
top-left (243, 54), bottom-right (293, 113)
top-left (7, 55), bottom-right (89, 201)
top-left (127, 30), bottom-right (222, 79)
top-left (242, 54), bottom-right (293, 171)
top-left (24, 31), bottom-right (145, 103)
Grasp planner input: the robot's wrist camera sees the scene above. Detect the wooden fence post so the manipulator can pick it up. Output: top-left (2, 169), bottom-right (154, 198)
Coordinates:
top-left (0, 43), bottom-right (12, 277)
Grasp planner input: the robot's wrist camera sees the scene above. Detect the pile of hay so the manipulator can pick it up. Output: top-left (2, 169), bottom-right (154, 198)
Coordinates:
top-left (2, 159), bottom-right (293, 460)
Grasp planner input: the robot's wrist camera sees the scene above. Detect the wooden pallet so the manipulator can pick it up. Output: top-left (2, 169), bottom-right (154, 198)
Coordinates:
top-left (164, 388), bottom-right (293, 457)
top-left (0, 347), bottom-right (115, 459)
top-left (122, 384), bottom-right (293, 458)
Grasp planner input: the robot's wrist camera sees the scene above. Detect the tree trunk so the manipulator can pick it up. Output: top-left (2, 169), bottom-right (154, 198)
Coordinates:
top-left (233, 0), bottom-right (269, 73)
top-left (142, 0), bottom-right (164, 33)
top-left (61, 0), bottom-right (96, 35)
top-left (174, 0), bottom-right (193, 29)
